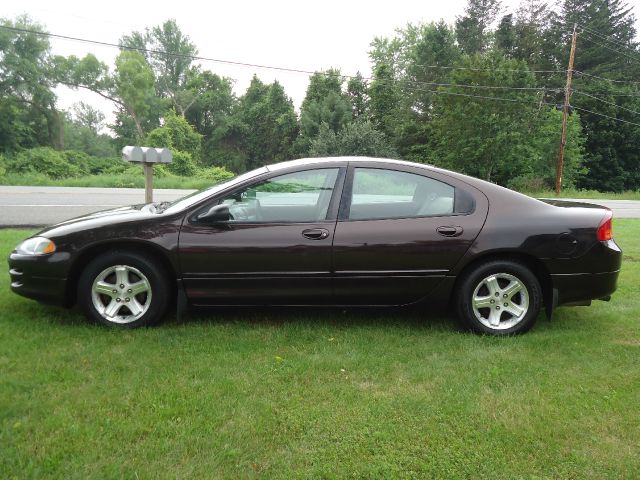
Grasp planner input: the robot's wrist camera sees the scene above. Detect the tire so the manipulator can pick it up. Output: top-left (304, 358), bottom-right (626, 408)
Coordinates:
top-left (455, 260), bottom-right (542, 335)
top-left (77, 250), bottom-right (171, 328)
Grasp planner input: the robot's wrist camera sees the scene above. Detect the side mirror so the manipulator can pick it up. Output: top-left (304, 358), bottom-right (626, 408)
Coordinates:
top-left (197, 204), bottom-right (232, 222)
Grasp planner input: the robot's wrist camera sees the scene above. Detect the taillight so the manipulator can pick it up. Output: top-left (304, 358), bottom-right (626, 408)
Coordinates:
top-left (597, 210), bottom-right (613, 241)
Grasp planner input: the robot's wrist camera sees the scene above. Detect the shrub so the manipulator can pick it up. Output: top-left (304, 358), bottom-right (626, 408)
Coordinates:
top-left (199, 166), bottom-right (235, 183)
top-left (507, 175), bottom-right (547, 193)
top-left (6, 147), bottom-right (82, 179)
top-left (167, 150), bottom-right (199, 177)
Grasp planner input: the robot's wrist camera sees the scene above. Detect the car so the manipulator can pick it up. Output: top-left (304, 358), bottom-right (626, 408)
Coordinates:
top-left (8, 157), bottom-right (621, 335)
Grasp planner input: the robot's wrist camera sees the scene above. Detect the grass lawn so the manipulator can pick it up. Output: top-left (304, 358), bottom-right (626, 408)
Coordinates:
top-left (1, 222), bottom-right (639, 478)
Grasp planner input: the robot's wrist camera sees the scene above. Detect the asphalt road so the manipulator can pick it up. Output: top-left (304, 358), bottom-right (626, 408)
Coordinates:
top-left (0, 186), bottom-right (639, 227)
top-left (0, 186), bottom-right (195, 227)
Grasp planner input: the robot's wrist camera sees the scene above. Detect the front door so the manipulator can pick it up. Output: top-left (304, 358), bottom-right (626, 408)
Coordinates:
top-left (179, 166), bottom-right (344, 306)
top-left (332, 165), bottom-right (488, 305)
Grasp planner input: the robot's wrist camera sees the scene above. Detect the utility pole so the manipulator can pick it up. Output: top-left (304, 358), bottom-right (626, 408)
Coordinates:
top-left (555, 24), bottom-right (578, 196)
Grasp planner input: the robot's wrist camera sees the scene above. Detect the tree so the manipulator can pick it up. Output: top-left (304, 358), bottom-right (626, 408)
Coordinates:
top-left (71, 102), bottom-right (105, 133)
top-left (346, 72), bottom-right (369, 119)
top-left (121, 19), bottom-right (198, 116)
top-left (496, 14), bottom-right (517, 56)
top-left (57, 51), bottom-right (159, 140)
top-left (113, 51), bottom-right (157, 138)
top-left (455, 0), bottom-right (503, 54)
top-left (368, 64), bottom-right (400, 141)
top-left (64, 106), bottom-right (116, 158)
top-left (146, 109), bottom-right (203, 176)
top-left (556, 0), bottom-right (640, 191)
top-left (0, 16), bottom-right (64, 149)
top-left (232, 76), bottom-right (298, 171)
top-left (297, 70), bottom-right (352, 154)
top-left (184, 70), bottom-right (238, 166)
top-left (309, 121), bottom-right (398, 158)
top-left (368, 22), bottom-right (462, 158)
top-left (428, 53), bottom-right (571, 185)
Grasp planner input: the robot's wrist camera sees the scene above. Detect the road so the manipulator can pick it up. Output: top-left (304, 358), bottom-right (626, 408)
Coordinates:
top-left (0, 186), bottom-right (195, 227)
top-left (0, 186), bottom-right (639, 227)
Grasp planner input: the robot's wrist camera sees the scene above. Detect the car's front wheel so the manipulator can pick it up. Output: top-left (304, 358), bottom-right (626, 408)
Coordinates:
top-left (455, 260), bottom-right (542, 335)
top-left (78, 251), bottom-right (170, 328)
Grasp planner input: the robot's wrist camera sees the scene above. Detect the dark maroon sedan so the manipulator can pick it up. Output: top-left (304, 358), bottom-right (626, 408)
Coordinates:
top-left (8, 157), bottom-right (621, 335)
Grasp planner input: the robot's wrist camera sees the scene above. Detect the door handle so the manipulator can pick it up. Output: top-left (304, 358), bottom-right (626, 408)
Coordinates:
top-left (302, 228), bottom-right (330, 240)
top-left (437, 225), bottom-right (463, 237)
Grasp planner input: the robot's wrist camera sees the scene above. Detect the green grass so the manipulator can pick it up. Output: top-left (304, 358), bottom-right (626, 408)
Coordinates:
top-left (0, 172), bottom-right (211, 190)
top-left (1, 222), bottom-right (639, 478)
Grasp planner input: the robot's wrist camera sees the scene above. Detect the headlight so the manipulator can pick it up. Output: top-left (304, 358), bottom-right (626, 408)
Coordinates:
top-left (16, 237), bottom-right (57, 255)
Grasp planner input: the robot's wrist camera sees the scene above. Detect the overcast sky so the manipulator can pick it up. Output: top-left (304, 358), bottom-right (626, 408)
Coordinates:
top-left (5, 0), bottom-right (640, 124)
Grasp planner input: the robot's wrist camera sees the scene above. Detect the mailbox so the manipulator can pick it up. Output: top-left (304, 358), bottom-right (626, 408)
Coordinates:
top-left (121, 146), bottom-right (173, 203)
top-left (122, 146), bottom-right (172, 164)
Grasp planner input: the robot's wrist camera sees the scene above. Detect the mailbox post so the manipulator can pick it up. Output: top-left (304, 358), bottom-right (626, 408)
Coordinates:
top-left (122, 146), bottom-right (172, 203)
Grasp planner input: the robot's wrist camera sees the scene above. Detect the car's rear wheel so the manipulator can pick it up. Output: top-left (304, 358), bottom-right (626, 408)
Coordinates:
top-left (455, 260), bottom-right (542, 335)
top-left (78, 251), bottom-right (170, 328)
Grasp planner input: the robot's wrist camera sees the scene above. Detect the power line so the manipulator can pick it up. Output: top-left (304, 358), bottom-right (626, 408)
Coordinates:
top-left (574, 88), bottom-right (640, 97)
top-left (0, 24), bottom-right (335, 78)
top-left (393, 79), bottom-right (555, 92)
top-left (573, 70), bottom-right (640, 85)
top-left (573, 106), bottom-right (640, 127)
top-left (0, 24), bottom-right (558, 94)
top-left (573, 90), bottom-right (640, 116)
top-left (579, 32), bottom-right (640, 64)
top-left (577, 24), bottom-right (638, 51)
top-left (410, 86), bottom-right (555, 105)
top-left (5, 23), bottom-right (639, 128)
top-left (395, 62), bottom-right (563, 75)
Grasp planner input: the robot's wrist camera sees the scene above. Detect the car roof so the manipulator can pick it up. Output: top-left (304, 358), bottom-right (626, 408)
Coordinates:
top-left (265, 156), bottom-right (437, 173)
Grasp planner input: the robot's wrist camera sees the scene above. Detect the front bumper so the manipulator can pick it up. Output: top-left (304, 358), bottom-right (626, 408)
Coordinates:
top-left (8, 252), bottom-right (69, 306)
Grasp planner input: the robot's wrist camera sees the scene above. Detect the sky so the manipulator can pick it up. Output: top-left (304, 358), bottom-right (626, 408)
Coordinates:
top-left (5, 0), bottom-right (640, 125)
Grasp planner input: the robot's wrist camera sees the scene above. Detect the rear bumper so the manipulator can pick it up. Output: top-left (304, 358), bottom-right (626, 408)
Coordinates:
top-left (552, 270), bottom-right (620, 306)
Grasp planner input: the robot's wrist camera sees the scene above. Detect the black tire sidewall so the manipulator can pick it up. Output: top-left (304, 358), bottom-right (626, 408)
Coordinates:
top-left (78, 251), bottom-right (170, 328)
top-left (456, 260), bottom-right (542, 335)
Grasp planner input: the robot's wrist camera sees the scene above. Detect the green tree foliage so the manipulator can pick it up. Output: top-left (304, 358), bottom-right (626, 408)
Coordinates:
top-left (113, 51), bottom-right (157, 138)
top-left (121, 19), bottom-right (199, 116)
top-left (63, 104), bottom-right (116, 159)
top-left (369, 22), bottom-right (462, 159)
top-left (297, 70), bottom-right (352, 155)
top-left (146, 109), bottom-right (203, 173)
top-left (0, 16), bottom-right (64, 150)
top-left (184, 71), bottom-right (239, 166)
top-left (57, 51), bottom-right (160, 142)
top-left (496, 14), bottom-right (517, 56)
top-left (346, 73), bottom-right (370, 119)
top-left (3, 147), bottom-right (82, 178)
top-left (309, 121), bottom-right (398, 158)
top-left (455, 0), bottom-right (503, 54)
top-left (368, 64), bottom-right (400, 140)
top-left (428, 54), bottom-right (582, 186)
top-left (555, 0), bottom-right (640, 191)
top-left (508, 108), bottom-right (586, 190)
top-left (233, 76), bottom-right (299, 171)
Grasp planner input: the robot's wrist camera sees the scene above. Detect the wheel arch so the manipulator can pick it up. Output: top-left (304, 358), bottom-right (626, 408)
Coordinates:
top-left (450, 251), bottom-right (552, 314)
top-left (65, 240), bottom-right (178, 307)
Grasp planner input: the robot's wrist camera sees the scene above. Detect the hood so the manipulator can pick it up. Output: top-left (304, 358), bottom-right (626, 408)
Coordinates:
top-left (36, 204), bottom-right (159, 238)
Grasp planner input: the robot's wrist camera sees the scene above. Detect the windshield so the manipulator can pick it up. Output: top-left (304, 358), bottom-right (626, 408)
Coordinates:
top-left (161, 167), bottom-right (268, 214)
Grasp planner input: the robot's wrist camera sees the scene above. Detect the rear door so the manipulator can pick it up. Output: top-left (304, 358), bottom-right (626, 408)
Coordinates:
top-left (332, 163), bottom-right (488, 305)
